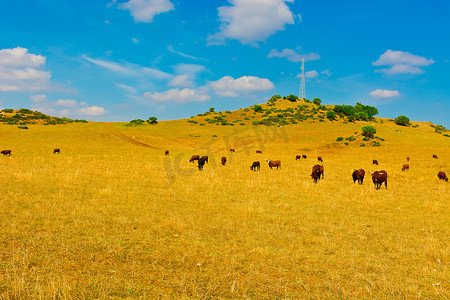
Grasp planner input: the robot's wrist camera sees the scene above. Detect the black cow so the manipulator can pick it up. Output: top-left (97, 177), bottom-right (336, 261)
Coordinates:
top-left (352, 169), bottom-right (365, 184)
top-left (1, 150), bottom-right (12, 156)
top-left (250, 161), bottom-right (260, 171)
top-left (53, 148), bottom-right (60, 154)
top-left (198, 157), bottom-right (207, 170)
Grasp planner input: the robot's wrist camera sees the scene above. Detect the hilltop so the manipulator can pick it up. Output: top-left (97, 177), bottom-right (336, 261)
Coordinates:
top-left (0, 108), bottom-right (88, 126)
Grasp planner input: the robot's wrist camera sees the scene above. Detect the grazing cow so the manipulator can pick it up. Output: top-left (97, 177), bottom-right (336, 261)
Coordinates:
top-left (53, 148), bottom-right (60, 154)
top-left (230, 149), bottom-right (235, 152)
top-left (352, 169), bottom-right (365, 184)
top-left (267, 160), bottom-right (281, 170)
top-left (1, 150), bottom-right (12, 156)
top-left (256, 150), bottom-right (262, 154)
top-left (189, 155), bottom-right (200, 162)
top-left (311, 165), bottom-right (324, 183)
top-left (201, 156), bottom-right (209, 163)
top-left (250, 161), bottom-right (261, 171)
top-left (302, 155), bottom-right (307, 159)
top-left (296, 155), bottom-right (301, 160)
top-left (438, 171), bottom-right (448, 182)
top-left (373, 160), bottom-right (379, 165)
top-left (433, 155), bottom-right (438, 159)
top-left (165, 150), bottom-right (169, 156)
top-left (221, 156), bottom-right (227, 166)
top-left (402, 164), bottom-right (409, 171)
top-left (371, 170), bottom-right (387, 190)
top-left (198, 157), bottom-right (207, 170)
top-left (317, 156), bottom-right (323, 162)
top-left (407, 157), bottom-right (410, 161)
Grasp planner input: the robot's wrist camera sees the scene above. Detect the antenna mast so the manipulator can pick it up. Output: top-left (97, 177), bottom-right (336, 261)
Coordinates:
top-left (299, 58), bottom-right (305, 100)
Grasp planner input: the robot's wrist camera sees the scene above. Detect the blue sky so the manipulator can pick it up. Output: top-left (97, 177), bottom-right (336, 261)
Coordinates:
top-left (0, 0), bottom-right (449, 127)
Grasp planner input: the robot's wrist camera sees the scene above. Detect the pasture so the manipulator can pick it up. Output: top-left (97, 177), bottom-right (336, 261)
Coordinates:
top-left (0, 119), bottom-right (448, 298)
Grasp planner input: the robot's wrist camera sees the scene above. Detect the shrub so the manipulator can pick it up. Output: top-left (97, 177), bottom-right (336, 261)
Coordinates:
top-left (2, 109), bottom-right (14, 113)
top-left (252, 121), bottom-right (260, 125)
top-left (209, 107), bottom-right (215, 112)
top-left (346, 136), bottom-right (356, 141)
top-left (18, 108), bottom-right (33, 114)
top-left (344, 142), bottom-right (349, 145)
top-left (363, 137), bottom-right (370, 141)
top-left (75, 119), bottom-right (88, 123)
top-left (313, 98), bottom-right (322, 105)
top-left (212, 135), bottom-right (218, 137)
top-left (361, 125), bottom-right (376, 138)
top-left (394, 115), bottom-right (411, 126)
top-left (336, 137), bottom-right (343, 142)
top-left (126, 119), bottom-right (145, 127)
top-left (287, 95), bottom-right (298, 102)
top-left (148, 117), bottom-right (158, 124)
top-left (252, 104), bottom-right (263, 112)
top-left (269, 95), bottom-right (281, 102)
top-left (326, 111), bottom-right (336, 121)
top-left (18, 126), bottom-right (28, 129)
top-left (360, 143), bottom-right (366, 147)
top-left (187, 120), bottom-right (198, 124)
top-left (372, 141), bottom-right (381, 147)
top-left (240, 123), bottom-right (245, 126)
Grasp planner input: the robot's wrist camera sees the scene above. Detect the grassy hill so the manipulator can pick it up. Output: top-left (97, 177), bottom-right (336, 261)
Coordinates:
top-left (0, 99), bottom-right (448, 298)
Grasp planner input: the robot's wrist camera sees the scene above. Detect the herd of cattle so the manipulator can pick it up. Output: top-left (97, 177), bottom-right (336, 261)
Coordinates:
top-left (178, 148), bottom-right (448, 189)
top-left (1, 147), bottom-right (448, 187)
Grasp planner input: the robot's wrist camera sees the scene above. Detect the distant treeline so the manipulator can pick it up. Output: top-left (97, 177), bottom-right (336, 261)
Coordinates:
top-left (0, 108), bottom-right (87, 125)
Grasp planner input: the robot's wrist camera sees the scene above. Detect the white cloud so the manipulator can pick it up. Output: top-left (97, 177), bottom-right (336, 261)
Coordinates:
top-left (268, 48), bottom-right (320, 63)
top-left (373, 50), bottom-right (434, 75)
top-left (208, 0), bottom-right (295, 45)
top-left (114, 83), bottom-right (137, 95)
top-left (167, 45), bottom-right (208, 61)
top-left (131, 38), bottom-right (139, 44)
top-left (143, 87), bottom-right (210, 103)
top-left (79, 106), bottom-right (107, 116)
top-left (320, 69), bottom-right (332, 77)
top-left (31, 97), bottom-right (107, 118)
top-left (369, 89), bottom-right (401, 99)
top-left (172, 63), bottom-right (207, 75)
top-left (305, 70), bottom-right (319, 78)
top-left (119, 0), bottom-right (174, 23)
top-left (54, 99), bottom-right (78, 108)
top-left (30, 94), bottom-right (47, 103)
top-left (83, 55), bottom-right (171, 80)
top-left (0, 47), bottom-right (58, 92)
top-left (209, 75), bottom-right (274, 97)
top-left (168, 75), bottom-right (194, 87)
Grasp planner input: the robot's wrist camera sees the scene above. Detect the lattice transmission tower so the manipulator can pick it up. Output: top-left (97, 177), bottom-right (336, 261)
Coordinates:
top-left (298, 58), bottom-right (305, 100)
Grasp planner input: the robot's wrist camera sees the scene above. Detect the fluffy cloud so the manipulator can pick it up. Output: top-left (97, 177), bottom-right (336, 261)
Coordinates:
top-left (369, 89), bottom-right (401, 99)
top-left (208, 0), bottom-right (295, 45)
top-left (31, 95), bottom-right (107, 118)
top-left (209, 76), bottom-right (274, 97)
top-left (373, 50), bottom-right (434, 75)
top-left (168, 75), bottom-right (194, 87)
top-left (119, 0), bottom-right (174, 23)
top-left (143, 87), bottom-right (210, 103)
top-left (79, 106), bottom-right (107, 116)
top-left (305, 70), bottom-right (319, 78)
top-left (0, 47), bottom-right (56, 92)
top-left (268, 48), bottom-right (320, 63)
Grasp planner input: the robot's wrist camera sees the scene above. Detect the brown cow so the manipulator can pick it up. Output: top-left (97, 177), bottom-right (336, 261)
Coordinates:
top-left (230, 149), bottom-right (235, 152)
top-left (295, 155), bottom-right (301, 160)
top-left (53, 148), bottom-right (60, 154)
top-left (373, 160), bottom-right (379, 165)
top-left (201, 156), bottom-right (209, 163)
top-left (221, 156), bottom-right (227, 166)
top-left (371, 170), bottom-right (387, 189)
top-left (433, 155), bottom-right (438, 159)
top-left (198, 157), bottom-right (207, 170)
top-left (352, 169), bottom-right (365, 184)
top-left (256, 150), bottom-right (262, 154)
top-left (250, 161), bottom-right (260, 171)
top-left (189, 155), bottom-right (200, 162)
top-left (1, 150), bottom-right (12, 156)
top-left (267, 160), bottom-right (281, 169)
top-left (317, 156), bottom-right (323, 162)
top-left (406, 157), bottom-right (410, 161)
top-left (438, 171), bottom-right (448, 182)
top-left (302, 155), bottom-right (307, 159)
top-left (311, 165), bottom-right (324, 183)
top-left (165, 150), bottom-right (169, 156)
top-left (402, 164), bottom-right (409, 171)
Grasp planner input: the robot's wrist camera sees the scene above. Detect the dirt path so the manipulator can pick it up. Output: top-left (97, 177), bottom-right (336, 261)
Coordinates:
top-left (104, 123), bottom-right (161, 150)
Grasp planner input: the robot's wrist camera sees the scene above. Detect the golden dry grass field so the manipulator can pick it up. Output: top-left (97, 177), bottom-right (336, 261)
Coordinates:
top-left (0, 113), bottom-right (449, 298)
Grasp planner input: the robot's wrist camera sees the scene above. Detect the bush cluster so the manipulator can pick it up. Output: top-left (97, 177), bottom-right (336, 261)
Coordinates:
top-left (333, 102), bottom-right (378, 121)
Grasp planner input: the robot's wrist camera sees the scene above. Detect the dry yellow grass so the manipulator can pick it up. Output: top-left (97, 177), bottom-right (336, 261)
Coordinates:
top-left (0, 116), bottom-right (448, 299)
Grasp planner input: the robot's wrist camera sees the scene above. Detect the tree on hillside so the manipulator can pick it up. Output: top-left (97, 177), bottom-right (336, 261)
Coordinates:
top-left (313, 98), bottom-right (322, 105)
top-left (326, 110), bottom-right (336, 120)
top-left (252, 104), bottom-right (263, 112)
top-left (287, 95), bottom-right (298, 102)
top-left (394, 115), bottom-right (411, 126)
top-left (361, 125), bottom-right (376, 138)
top-left (209, 107), bottom-right (215, 112)
top-left (148, 117), bottom-right (158, 124)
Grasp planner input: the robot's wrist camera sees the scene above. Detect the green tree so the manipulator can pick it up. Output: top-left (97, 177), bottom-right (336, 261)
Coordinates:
top-left (148, 117), bottom-right (158, 124)
top-left (394, 115), bottom-right (411, 126)
top-left (287, 95), bottom-right (298, 102)
top-left (361, 125), bottom-right (376, 138)
top-left (209, 107), bottom-right (215, 112)
top-left (326, 110), bottom-right (336, 120)
top-left (252, 104), bottom-right (263, 112)
top-left (313, 98), bottom-right (322, 105)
